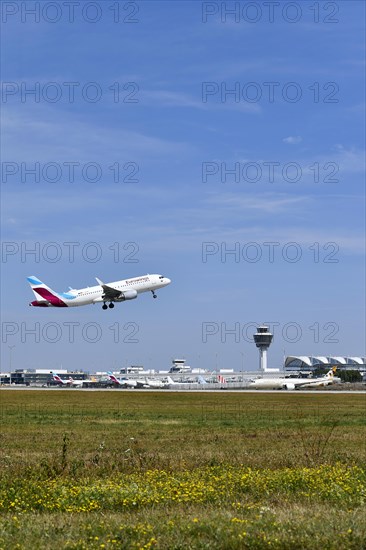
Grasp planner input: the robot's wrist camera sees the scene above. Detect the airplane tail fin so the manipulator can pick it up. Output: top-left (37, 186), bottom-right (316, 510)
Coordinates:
top-left (167, 376), bottom-right (176, 385)
top-left (27, 276), bottom-right (67, 307)
top-left (28, 276), bottom-right (55, 296)
top-left (327, 367), bottom-right (336, 378)
top-left (197, 375), bottom-right (207, 384)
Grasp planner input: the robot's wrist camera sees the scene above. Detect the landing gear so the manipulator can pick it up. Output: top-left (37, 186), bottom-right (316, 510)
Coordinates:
top-left (151, 291), bottom-right (157, 299)
top-left (102, 302), bottom-right (115, 309)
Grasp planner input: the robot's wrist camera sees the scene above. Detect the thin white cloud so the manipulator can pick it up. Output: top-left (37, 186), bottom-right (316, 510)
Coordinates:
top-left (206, 193), bottom-right (307, 213)
top-left (1, 106), bottom-right (192, 162)
top-left (283, 136), bottom-right (302, 144)
top-left (141, 89), bottom-right (261, 114)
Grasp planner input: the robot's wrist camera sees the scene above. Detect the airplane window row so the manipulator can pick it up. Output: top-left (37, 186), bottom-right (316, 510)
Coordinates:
top-left (80, 279), bottom-right (149, 296)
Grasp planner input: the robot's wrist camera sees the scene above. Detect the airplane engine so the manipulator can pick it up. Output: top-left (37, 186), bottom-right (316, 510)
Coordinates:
top-left (117, 289), bottom-right (138, 301)
top-left (283, 383), bottom-right (295, 390)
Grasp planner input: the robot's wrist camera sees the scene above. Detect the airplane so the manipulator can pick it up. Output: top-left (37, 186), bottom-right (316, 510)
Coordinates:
top-left (108, 372), bottom-right (137, 388)
top-left (51, 372), bottom-right (84, 387)
top-left (27, 274), bottom-right (171, 310)
top-left (68, 376), bottom-right (84, 387)
top-left (248, 368), bottom-right (340, 390)
top-left (165, 375), bottom-right (206, 386)
top-left (166, 376), bottom-right (178, 386)
top-left (136, 377), bottom-right (168, 389)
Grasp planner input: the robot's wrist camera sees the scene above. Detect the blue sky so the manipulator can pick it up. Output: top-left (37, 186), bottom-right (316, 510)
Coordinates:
top-left (1, 1), bottom-right (365, 373)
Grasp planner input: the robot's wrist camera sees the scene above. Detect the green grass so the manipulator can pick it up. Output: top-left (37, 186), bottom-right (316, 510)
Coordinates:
top-left (0, 390), bottom-right (365, 549)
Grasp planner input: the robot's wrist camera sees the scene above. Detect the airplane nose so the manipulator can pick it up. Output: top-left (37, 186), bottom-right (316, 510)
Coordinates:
top-left (165, 278), bottom-right (171, 284)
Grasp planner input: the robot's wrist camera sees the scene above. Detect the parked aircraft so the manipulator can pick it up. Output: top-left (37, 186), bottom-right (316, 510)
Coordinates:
top-left (248, 368), bottom-right (339, 390)
top-left (51, 372), bottom-right (84, 387)
top-left (28, 274), bottom-right (171, 310)
top-left (68, 376), bottom-right (84, 387)
top-left (108, 372), bottom-right (167, 389)
top-left (107, 372), bottom-right (137, 388)
top-left (136, 377), bottom-right (168, 389)
top-left (166, 376), bottom-right (206, 386)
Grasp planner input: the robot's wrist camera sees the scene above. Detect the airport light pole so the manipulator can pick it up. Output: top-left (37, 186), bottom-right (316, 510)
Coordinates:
top-left (240, 352), bottom-right (244, 381)
top-left (8, 345), bottom-right (15, 385)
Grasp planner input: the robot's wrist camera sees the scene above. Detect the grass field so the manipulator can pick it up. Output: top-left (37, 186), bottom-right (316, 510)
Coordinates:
top-left (0, 390), bottom-right (365, 549)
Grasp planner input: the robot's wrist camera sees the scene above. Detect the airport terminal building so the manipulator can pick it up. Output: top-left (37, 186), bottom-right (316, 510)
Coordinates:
top-left (285, 356), bottom-right (366, 378)
top-left (0, 369), bottom-right (87, 386)
top-left (1, 356), bottom-right (366, 385)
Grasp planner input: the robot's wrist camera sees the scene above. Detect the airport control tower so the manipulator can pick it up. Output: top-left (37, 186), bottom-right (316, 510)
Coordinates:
top-left (253, 326), bottom-right (273, 372)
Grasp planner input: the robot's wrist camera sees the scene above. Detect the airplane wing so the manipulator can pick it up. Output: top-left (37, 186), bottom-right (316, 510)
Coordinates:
top-left (95, 277), bottom-right (122, 301)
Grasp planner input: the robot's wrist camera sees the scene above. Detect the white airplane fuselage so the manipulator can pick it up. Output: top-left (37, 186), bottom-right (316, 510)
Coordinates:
top-left (28, 274), bottom-right (171, 309)
top-left (73, 275), bottom-right (169, 307)
top-left (248, 370), bottom-right (337, 390)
